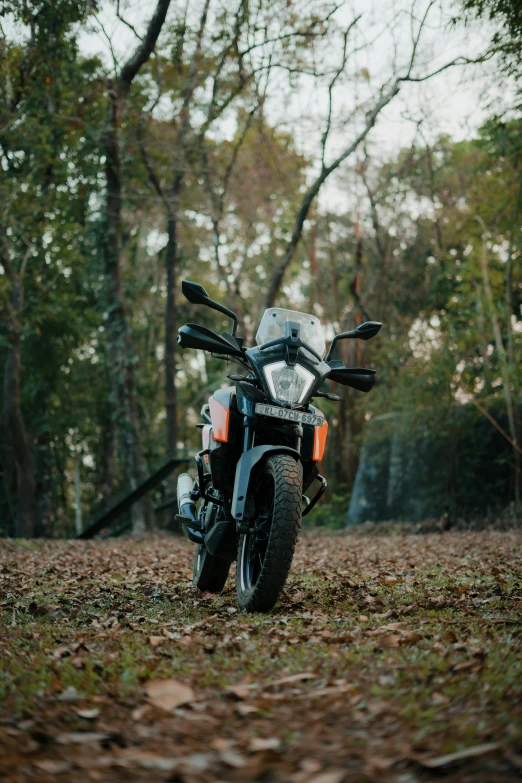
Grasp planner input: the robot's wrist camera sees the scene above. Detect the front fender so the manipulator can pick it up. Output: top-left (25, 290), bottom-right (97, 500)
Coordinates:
top-left (231, 445), bottom-right (301, 521)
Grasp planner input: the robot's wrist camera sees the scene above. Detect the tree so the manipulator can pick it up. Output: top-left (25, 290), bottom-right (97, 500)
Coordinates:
top-left (138, 0), bottom-right (337, 457)
top-left (99, 0), bottom-right (171, 532)
top-left (264, 2), bottom-right (494, 308)
top-left (359, 126), bottom-right (522, 508)
top-left (0, 0), bottom-right (99, 536)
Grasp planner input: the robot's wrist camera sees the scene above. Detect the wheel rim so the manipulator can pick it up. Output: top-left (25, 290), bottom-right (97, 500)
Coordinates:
top-left (239, 474), bottom-right (274, 592)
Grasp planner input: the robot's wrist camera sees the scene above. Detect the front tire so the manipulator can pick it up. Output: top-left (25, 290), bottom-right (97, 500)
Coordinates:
top-left (193, 545), bottom-right (230, 593)
top-left (236, 454), bottom-right (302, 612)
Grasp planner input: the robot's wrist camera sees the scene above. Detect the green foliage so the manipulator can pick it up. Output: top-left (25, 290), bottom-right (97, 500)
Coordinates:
top-left (303, 492), bottom-right (350, 529)
top-left (462, 0), bottom-right (522, 78)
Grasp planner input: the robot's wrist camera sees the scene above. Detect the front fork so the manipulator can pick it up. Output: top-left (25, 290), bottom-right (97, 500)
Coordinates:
top-left (242, 412), bottom-right (326, 518)
top-left (243, 415), bottom-right (254, 452)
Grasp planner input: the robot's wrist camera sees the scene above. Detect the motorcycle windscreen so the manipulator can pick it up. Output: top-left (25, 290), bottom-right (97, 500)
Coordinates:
top-left (256, 308), bottom-right (326, 358)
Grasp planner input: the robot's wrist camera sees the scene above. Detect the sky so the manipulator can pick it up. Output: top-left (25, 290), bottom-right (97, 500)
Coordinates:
top-left (76, 0), bottom-right (504, 214)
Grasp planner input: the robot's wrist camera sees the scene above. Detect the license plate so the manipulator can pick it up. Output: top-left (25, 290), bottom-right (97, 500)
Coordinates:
top-left (255, 404), bottom-right (324, 427)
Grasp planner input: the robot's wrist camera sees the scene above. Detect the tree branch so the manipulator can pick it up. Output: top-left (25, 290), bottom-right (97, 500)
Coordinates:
top-left (473, 401), bottom-right (522, 456)
top-left (321, 16), bottom-right (361, 166)
top-left (264, 38), bottom-right (496, 309)
top-left (264, 78), bottom-right (401, 308)
top-left (117, 0), bottom-right (171, 97)
top-left (361, 167), bottom-right (387, 265)
top-left (116, 0), bottom-right (143, 41)
top-left (136, 121), bottom-right (171, 215)
top-left (399, 52), bottom-right (496, 83)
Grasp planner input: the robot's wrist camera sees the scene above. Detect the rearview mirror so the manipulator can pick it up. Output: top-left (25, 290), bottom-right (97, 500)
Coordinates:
top-left (354, 321), bottom-right (382, 340)
top-left (326, 321), bottom-right (382, 361)
top-left (181, 280), bottom-right (239, 336)
top-left (182, 281), bottom-right (209, 304)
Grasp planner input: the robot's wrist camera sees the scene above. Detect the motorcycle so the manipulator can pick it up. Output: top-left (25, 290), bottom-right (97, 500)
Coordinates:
top-left (176, 280), bottom-right (381, 612)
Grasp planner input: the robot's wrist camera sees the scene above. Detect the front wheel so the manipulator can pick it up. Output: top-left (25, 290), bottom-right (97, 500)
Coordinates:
top-left (236, 454), bottom-right (302, 612)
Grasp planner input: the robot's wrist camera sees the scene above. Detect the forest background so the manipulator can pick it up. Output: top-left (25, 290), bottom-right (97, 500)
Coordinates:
top-left (1, 0), bottom-right (521, 538)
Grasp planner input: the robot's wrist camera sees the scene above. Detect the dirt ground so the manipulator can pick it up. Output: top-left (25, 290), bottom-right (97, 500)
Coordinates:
top-left (0, 530), bottom-right (521, 782)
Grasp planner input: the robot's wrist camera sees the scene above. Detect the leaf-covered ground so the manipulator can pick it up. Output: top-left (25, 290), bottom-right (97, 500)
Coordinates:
top-left (1, 530), bottom-right (521, 782)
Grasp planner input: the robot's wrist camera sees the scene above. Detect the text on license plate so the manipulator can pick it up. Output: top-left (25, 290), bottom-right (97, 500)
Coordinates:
top-left (255, 404), bottom-right (324, 427)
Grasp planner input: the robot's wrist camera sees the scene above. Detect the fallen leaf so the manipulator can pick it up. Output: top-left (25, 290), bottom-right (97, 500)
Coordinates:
top-left (267, 672), bottom-right (317, 687)
top-left (297, 684), bottom-right (353, 700)
top-left (374, 609), bottom-right (395, 619)
top-left (453, 660), bottom-right (475, 672)
top-left (57, 686), bottom-right (82, 702)
top-left (300, 759), bottom-right (322, 774)
top-left (249, 737), bottom-right (281, 751)
top-left (121, 752), bottom-right (179, 771)
top-left (220, 749), bottom-right (247, 767)
top-left (380, 622), bottom-right (407, 632)
top-left (34, 760), bottom-right (71, 774)
top-left (137, 756), bottom-right (178, 771)
top-left (149, 635), bottom-right (166, 647)
top-left (182, 753), bottom-right (213, 773)
top-left (145, 678), bottom-right (194, 711)
top-left (378, 634), bottom-right (401, 648)
top-left (416, 742), bottom-right (501, 768)
top-left (75, 708), bottom-right (100, 719)
top-left (30, 603), bottom-right (58, 617)
top-left (309, 771), bottom-right (346, 783)
top-left (226, 684), bottom-right (252, 700)
top-left (183, 614), bottom-right (218, 634)
top-left (364, 755), bottom-right (398, 772)
top-left (401, 631), bottom-right (421, 644)
top-left (131, 705), bottom-right (150, 721)
top-left (210, 737), bottom-right (234, 751)
top-left (56, 732), bottom-right (110, 744)
top-left (52, 645), bottom-right (72, 659)
top-left (235, 703), bottom-right (258, 716)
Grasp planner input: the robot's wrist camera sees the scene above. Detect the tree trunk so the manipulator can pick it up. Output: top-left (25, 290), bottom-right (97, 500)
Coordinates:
top-left (35, 430), bottom-right (53, 537)
top-left (505, 238), bottom-right (521, 507)
top-left (478, 225), bottom-right (520, 507)
top-left (99, 379), bottom-right (117, 502)
top-left (165, 206), bottom-right (179, 456)
top-left (3, 281), bottom-right (36, 538)
top-left (98, 0), bottom-right (171, 533)
top-left (102, 91), bottom-right (147, 533)
top-left (74, 454), bottom-right (83, 536)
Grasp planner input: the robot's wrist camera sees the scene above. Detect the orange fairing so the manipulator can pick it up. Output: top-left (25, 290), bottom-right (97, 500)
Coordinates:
top-left (313, 420), bottom-right (328, 461)
top-left (209, 396), bottom-right (230, 443)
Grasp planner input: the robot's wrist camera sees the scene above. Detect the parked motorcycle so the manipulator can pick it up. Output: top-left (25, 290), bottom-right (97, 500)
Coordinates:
top-left (176, 280), bottom-right (381, 612)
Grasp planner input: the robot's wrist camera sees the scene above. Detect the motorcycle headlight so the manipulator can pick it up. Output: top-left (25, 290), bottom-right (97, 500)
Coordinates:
top-left (263, 361), bottom-right (315, 405)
